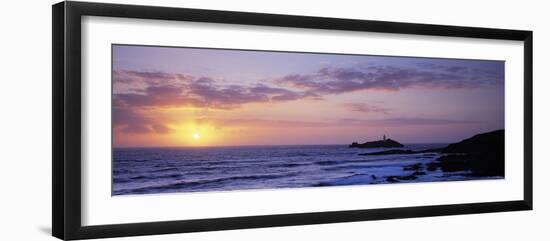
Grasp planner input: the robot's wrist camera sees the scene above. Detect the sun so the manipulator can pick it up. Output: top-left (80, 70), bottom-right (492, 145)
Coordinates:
top-left (192, 133), bottom-right (201, 140)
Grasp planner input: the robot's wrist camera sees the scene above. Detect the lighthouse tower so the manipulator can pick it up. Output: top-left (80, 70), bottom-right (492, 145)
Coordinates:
top-left (383, 134), bottom-right (386, 141)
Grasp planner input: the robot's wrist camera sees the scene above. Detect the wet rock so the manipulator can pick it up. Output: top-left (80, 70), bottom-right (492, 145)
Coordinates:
top-left (386, 176), bottom-right (399, 183)
top-left (426, 163), bottom-right (439, 172)
top-left (412, 171), bottom-right (427, 176)
top-left (397, 174), bottom-right (418, 181)
top-left (403, 163), bottom-right (423, 171)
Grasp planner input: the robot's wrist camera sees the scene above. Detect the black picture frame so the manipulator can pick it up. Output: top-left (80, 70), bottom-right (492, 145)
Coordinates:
top-left (52, 1), bottom-right (533, 240)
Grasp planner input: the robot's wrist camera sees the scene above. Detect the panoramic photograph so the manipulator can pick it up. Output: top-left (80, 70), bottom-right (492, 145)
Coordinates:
top-left (112, 44), bottom-right (505, 196)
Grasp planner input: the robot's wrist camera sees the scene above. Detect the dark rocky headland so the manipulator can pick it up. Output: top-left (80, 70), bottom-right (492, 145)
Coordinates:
top-left (429, 129), bottom-right (504, 177)
top-left (353, 129), bottom-right (504, 181)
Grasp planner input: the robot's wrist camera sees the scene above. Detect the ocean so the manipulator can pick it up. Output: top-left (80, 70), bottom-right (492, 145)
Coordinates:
top-left (112, 143), bottom-right (498, 195)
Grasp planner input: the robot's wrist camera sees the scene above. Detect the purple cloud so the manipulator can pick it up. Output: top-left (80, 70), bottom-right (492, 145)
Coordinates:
top-left (113, 70), bottom-right (193, 86)
top-left (344, 103), bottom-right (391, 114)
top-left (112, 105), bottom-right (173, 134)
top-left (113, 71), bottom-right (320, 111)
top-left (112, 70), bottom-right (325, 134)
top-left (112, 61), bottom-right (498, 135)
top-left (339, 118), bottom-right (479, 126)
top-left (275, 64), bottom-right (503, 94)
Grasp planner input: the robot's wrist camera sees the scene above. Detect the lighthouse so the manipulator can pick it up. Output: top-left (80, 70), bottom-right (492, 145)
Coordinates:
top-left (383, 134), bottom-right (386, 141)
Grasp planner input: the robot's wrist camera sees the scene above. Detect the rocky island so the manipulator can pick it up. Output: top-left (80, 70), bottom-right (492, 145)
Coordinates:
top-left (349, 135), bottom-right (404, 148)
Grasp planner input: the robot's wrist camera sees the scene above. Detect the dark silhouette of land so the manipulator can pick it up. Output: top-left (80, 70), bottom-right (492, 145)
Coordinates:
top-left (353, 130), bottom-right (505, 180)
top-left (350, 135), bottom-right (404, 148)
top-left (431, 129), bottom-right (505, 176)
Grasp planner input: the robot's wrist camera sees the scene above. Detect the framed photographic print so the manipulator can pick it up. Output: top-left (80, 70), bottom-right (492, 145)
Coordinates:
top-left (52, 1), bottom-right (533, 240)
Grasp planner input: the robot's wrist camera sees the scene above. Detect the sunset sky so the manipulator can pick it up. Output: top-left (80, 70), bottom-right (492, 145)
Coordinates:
top-left (112, 44), bottom-right (504, 147)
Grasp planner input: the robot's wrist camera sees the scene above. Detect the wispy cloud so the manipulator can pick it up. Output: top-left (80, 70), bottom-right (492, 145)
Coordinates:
top-left (275, 64), bottom-right (503, 94)
top-left (113, 70), bottom-right (322, 134)
top-left (114, 71), bottom-right (320, 111)
top-left (339, 118), bottom-right (479, 126)
top-left (220, 117), bottom-right (478, 128)
top-left (112, 60), bottom-right (498, 135)
top-left (343, 103), bottom-right (391, 114)
top-left (112, 106), bottom-right (173, 134)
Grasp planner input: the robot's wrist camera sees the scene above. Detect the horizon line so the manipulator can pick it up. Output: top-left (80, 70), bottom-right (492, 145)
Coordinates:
top-left (112, 142), bottom-right (451, 149)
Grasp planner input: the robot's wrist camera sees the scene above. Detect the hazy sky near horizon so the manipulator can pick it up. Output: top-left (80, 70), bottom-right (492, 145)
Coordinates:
top-left (112, 45), bottom-right (504, 147)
